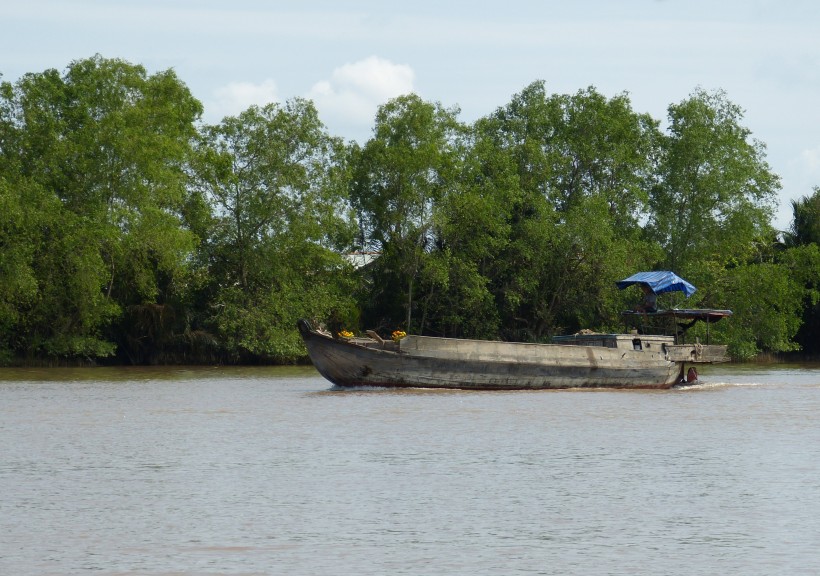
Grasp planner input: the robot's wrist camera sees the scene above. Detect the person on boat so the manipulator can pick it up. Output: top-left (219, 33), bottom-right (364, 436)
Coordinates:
top-left (634, 284), bottom-right (658, 313)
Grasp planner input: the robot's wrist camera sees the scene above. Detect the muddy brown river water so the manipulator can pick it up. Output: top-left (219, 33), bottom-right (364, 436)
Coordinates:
top-left (1, 364), bottom-right (819, 575)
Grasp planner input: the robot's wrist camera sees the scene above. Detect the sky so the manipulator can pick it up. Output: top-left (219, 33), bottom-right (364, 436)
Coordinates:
top-left (2, 0), bottom-right (819, 230)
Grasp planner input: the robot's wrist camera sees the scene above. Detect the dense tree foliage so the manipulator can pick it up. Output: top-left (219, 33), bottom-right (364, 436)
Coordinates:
top-left (641, 89), bottom-right (797, 359)
top-left (780, 188), bottom-right (820, 355)
top-left (0, 56), bottom-right (201, 362)
top-left (1, 57), bottom-right (817, 364)
top-left (193, 99), bottom-right (357, 361)
top-left (785, 187), bottom-right (820, 247)
top-left (349, 94), bottom-right (463, 332)
top-left (647, 89), bottom-right (779, 272)
top-left (468, 84), bottom-right (662, 340)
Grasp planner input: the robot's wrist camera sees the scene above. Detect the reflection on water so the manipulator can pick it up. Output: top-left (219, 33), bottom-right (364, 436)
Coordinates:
top-left (1, 364), bottom-right (819, 575)
top-left (0, 364), bottom-right (318, 382)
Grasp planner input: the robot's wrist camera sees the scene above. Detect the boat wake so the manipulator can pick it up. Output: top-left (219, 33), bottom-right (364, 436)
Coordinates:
top-left (328, 384), bottom-right (391, 392)
top-left (675, 380), bottom-right (768, 390)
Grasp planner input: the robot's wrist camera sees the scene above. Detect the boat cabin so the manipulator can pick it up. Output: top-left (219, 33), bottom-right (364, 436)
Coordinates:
top-left (621, 308), bottom-right (733, 344)
top-left (551, 333), bottom-right (674, 351)
top-left (551, 330), bottom-right (729, 363)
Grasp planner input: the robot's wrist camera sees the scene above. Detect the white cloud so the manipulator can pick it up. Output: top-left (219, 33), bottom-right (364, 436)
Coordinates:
top-left (308, 56), bottom-right (415, 141)
top-left (798, 146), bottom-right (820, 175)
top-left (205, 79), bottom-right (279, 122)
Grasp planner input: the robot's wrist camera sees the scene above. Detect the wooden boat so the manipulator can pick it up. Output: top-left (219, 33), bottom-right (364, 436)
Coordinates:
top-left (297, 313), bottom-right (730, 390)
top-left (298, 272), bottom-right (732, 390)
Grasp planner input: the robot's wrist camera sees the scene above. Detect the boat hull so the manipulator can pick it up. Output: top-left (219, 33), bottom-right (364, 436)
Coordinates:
top-left (298, 320), bottom-right (682, 390)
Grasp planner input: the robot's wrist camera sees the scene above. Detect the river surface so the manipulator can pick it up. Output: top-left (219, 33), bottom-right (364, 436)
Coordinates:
top-left (1, 364), bottom-right (819, 575)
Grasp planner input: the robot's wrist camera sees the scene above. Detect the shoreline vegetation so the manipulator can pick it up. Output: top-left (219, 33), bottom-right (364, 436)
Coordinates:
top-left (1, 55), bottom-right (819, 367)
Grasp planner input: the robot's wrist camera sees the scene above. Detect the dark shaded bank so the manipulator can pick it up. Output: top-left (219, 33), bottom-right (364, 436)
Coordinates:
top-left (4, 350), bottom-right (819, 369)
top-left (748, 351), bottom-right (820, 364)
top-left (1, 352), bottom-right (313, 368)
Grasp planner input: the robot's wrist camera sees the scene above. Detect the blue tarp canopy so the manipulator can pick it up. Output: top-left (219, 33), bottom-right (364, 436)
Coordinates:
top-left (616, 271), bottom-right (697, 297)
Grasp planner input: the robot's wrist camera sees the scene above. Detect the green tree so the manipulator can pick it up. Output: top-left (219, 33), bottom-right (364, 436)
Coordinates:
top-left (418, 140), bottom-right (518, 338)
top-left (350, 94), bottom-right (464, 332)
top-left (0, 55), bottom-right (202, 362)
top-left (647, 88), bottom-right (780, 277)
top-left (468, 82), bottom-right (661, 339)
top-left (643, 89), bottom-right (801, 356)
top-left (780, 188), bottom-right (820, 355)
top-left (707, 262), bottom-right (805, 359)
top-left (0, 176), bottom-right (118, 361)
top-left (784, 187), bottom-right (820, 247)
top-left (194, 99), bottom-right (357, 361)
